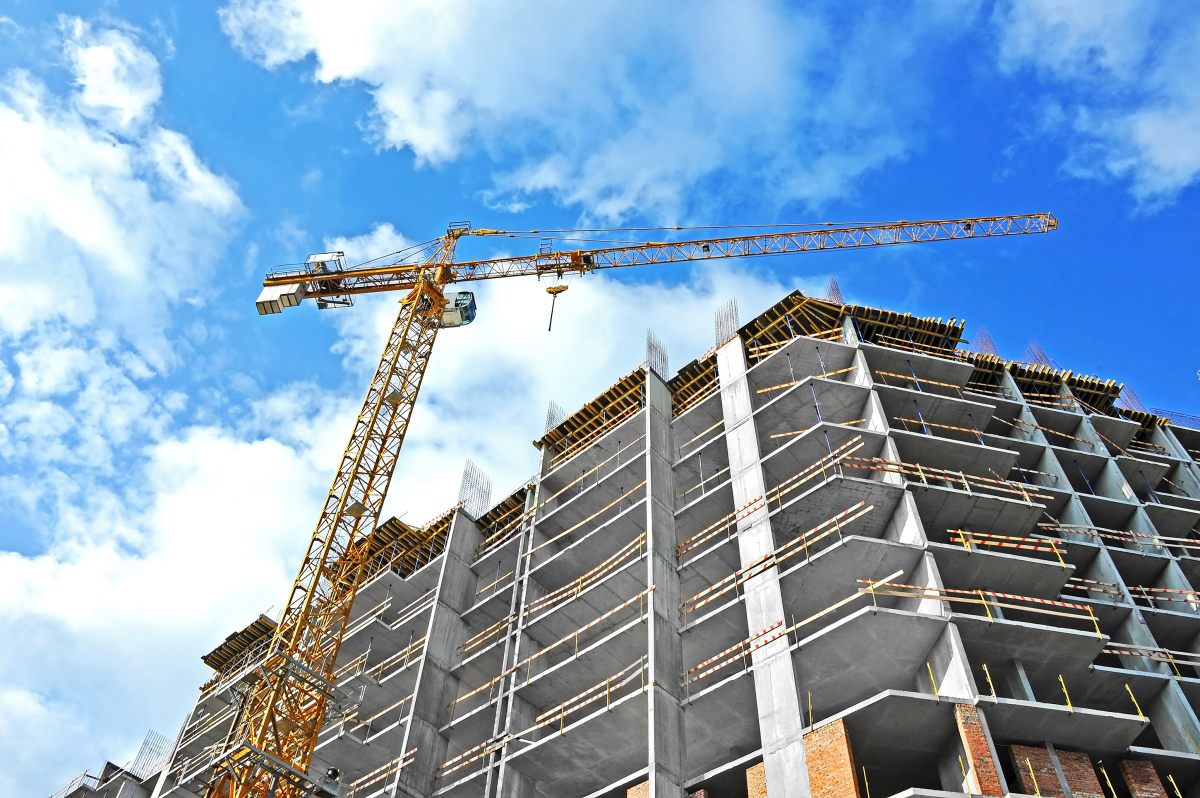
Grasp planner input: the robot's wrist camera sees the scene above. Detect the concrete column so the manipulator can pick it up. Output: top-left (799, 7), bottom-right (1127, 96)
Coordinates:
top-left (393, 511), bottom-right (480, 798)
top-left (716, 336), bottom-right (810, 798)
top-left (645, 372), bottom-right (687, 798)
top-left (1005, 659), bottom-right (1037, 702)
top-left (1043, 741), bottom-right (1076, 798)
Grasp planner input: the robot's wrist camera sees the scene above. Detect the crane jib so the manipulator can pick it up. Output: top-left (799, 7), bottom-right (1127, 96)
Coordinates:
top-left (257, 214), bottom-right (1056, 305)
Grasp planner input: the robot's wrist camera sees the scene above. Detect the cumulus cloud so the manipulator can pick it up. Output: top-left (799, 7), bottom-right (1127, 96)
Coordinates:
top-left (0, 18), bottom-right (241, 366)
top-left (994, 0), bottom-right (1200, 205)
top-left (0, 18), bottom-right (309, 797)
top-left (219, 0), bottom-right (976, 221)
top-left (62, 16), bottom-right (163, 131)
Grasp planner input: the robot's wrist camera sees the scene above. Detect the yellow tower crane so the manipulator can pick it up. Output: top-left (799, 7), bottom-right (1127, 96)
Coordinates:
top-left (212, 213), bottom-right (1058, 797)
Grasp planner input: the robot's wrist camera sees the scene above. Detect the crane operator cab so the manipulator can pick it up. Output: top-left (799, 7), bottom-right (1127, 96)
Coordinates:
top-left (440, 289), bottom-right (477, 328)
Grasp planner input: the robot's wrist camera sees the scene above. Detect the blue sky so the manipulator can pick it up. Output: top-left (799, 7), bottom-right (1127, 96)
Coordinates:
top-left (2, 1), bottom-right (1198, 794)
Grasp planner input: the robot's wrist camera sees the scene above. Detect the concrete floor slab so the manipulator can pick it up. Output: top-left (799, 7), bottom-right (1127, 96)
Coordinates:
top-left (858, 343), bottom-right (974, 391)
top-left (927, 542), bottom-right (1073, 600)
top-left (873, 385), bottom-right (999, 439)
top-left (890, 429), bottom-right (1019, 480)
top-left (682, 668), bottom-right (763, 782)
top-left (833, 690), bottom-right (959, 796)
top-left (770, 475), bottom-right (907, 551)
top-left (778, 536), bottom-right (925, 622)
top-left (752, 375), bottom-right (870, 429)
top-left (1146, 501), bottom-right (1200, 538)
top-left (502, 689), bottom-right (649, 798)
top-left (909, 484), bottom-right (1046, 542)
top-left (982, 698), bottom-right (1145, 756)
top-left (793, 607), bottom-right (949, 720)
top-left (953, 613), bottom-right (1105, 697)
top-left (1140, 607), bottom-right (1200, 652)
top-left (748, 336), bottom-right (858, 399)
top-left (1090, 415), bottom-right (1142, 454)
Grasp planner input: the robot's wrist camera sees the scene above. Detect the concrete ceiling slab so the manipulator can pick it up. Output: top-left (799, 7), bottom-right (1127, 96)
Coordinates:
top-left (982, 699), bottom-right (1145, 757)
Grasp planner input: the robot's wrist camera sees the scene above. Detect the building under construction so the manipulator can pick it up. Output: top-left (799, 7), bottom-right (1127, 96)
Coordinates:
top-left (55, 291), bottom-right (1200, 798)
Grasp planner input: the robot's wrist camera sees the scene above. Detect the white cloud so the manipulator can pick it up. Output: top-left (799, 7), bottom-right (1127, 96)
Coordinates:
top-left (994, 0), bottom-right (1200, 205)
top-left (0, 20), bottom-right (241, 367)
top-left (0, 18), bottom-right (264, 797)
top-left (219, 0), bottom-right (977, 221)
top-left (62, 16), bottom-right (163, 131)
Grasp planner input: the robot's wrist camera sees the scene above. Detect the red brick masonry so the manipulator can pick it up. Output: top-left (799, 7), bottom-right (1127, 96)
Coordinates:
top-left (1120, 759), bottom-right (1168, 798)
top-left (803, 719), bottom-right (862, 798)
top-left (954, 704), bottom-right (1003, 796)
top-left (1011, 745), bottom-right (1064, 797)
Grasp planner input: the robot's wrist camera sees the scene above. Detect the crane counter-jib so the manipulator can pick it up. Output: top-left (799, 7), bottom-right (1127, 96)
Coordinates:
top-left (256, 213), bottom-right (1058, 308)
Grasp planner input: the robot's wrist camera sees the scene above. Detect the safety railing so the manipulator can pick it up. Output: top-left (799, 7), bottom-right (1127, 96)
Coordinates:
top-left (525, 533), bottom-right (646, 620)
top-left (350, 749), bottom-right (417, 797)
top-left (676, 436), bottom-right (865, 559)
top-left (435, 658), bottom-right (647, 783)
top-left (682, 502), bottom-right (874, 619)
top-left (448, 588), bottom-right (653, 717)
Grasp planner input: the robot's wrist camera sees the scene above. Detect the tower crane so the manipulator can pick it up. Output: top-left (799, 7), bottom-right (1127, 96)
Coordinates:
top-left (212, 213), bottom-right (1058, 797)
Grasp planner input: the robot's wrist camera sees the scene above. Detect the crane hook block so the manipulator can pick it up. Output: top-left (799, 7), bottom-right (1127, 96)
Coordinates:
top-left (440, 290), bottom-right (477, 328)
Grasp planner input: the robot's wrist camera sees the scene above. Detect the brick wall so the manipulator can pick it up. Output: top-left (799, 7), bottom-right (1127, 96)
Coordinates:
top-left (746, 762), bottom-right (767, 798)
top-left (803, 719), bottom-right (862, 798)
top-left (1054, 749), bottom-right (1103, 798)
top-left (1010, 745), bottom-right (1064, 797)
top-left (954, 704), bottom-right (1003, 796)
top-left (1120, 760), bottom-right (1168, 798)
top-left (626, 780), bottom-right (708, 798)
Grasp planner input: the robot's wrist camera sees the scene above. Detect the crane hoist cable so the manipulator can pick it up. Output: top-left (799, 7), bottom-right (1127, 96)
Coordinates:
top-left (209, 212), bottom-right (1057, 798)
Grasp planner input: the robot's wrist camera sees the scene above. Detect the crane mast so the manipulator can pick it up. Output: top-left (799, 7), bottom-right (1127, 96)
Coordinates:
top-left (213, 213), bottom-right (1057, 797)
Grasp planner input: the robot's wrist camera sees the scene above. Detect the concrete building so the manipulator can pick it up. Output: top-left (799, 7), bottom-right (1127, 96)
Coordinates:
top-left (54, 292), bottom-right (1200, 798)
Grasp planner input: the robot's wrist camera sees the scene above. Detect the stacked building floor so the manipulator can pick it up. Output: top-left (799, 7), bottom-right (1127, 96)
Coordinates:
top-left (56, 292), bottom-right (1200, 798)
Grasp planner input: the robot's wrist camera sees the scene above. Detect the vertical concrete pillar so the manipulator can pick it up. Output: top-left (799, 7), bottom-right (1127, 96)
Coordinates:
top-left (954, 704), bottom-right (1004, 796)
top-left (716, 336), bottom-right (810, 798)
top-left (802, 719), bottom-right (861, 798)
top-left (1118, 760), bottom-right (1169, 798)
top-left (393, 511), bottom-right (479, 798)
top-left (645, 371), bottom-right (687, 798)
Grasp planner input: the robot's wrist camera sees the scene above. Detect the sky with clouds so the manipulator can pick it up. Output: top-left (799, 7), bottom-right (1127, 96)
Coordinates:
top-left (1, 1), bottom-right (1198, 794)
